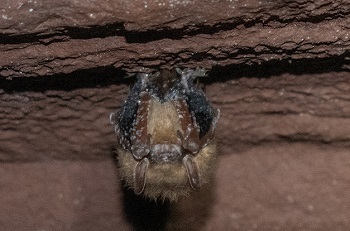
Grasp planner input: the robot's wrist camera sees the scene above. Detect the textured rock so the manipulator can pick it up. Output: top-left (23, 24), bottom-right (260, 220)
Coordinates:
top-left (0, 160), bottom-right (132, 231)
top-left (1, 68), bottom-right (350, 161)
top-left (1, 66), bottom-right (350, 229)
top-left (2, 146), bottom-right (350, 230)
top-left (1, 0), bottom-right (350, 230)
top-left (0, 0), bottom-right (349, 77)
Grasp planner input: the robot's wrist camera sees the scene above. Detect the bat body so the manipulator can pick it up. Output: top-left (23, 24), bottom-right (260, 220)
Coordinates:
top-left (110, 68), bottom-right (219, 201)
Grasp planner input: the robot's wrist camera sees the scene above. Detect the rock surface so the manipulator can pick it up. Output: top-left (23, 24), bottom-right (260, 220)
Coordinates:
top-left (1, 0), bottom-right (350, 230)
top-left (0, 0), bottom-right (349, 76)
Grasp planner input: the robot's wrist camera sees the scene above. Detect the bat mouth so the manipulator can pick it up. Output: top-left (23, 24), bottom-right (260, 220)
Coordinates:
top-left (149, 144), bottom-right (183, 163)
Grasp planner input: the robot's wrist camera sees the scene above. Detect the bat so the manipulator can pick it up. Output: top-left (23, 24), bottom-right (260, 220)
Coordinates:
top-left (110, 68), bottom-right (220, 201)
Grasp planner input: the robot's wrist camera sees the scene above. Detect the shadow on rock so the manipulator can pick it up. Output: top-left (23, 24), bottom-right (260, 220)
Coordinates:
top-left (122, 186), bottom-right (170, 231)
top-left (121, 179), bottom-right (216, 231)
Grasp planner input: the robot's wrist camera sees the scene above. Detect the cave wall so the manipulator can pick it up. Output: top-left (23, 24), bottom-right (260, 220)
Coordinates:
top-left (1, 0), bottom-right (350, 230)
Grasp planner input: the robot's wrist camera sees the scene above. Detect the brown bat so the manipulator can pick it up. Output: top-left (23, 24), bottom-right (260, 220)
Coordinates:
top-left (110, 68), bottom-right (220, 201)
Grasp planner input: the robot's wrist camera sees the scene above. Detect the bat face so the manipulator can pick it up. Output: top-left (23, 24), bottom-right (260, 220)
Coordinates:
top-left (110, 68), bottom-right (220, 201)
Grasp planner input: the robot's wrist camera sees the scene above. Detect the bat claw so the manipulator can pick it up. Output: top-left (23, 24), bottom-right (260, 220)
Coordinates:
top-left (183, 155), bottom-right (201, 190)
top-left (133, 158), bottom-right (149, 195)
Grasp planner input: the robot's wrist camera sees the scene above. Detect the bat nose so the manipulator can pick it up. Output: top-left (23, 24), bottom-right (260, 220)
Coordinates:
top-left (150, 144), bottom-right (183, 163)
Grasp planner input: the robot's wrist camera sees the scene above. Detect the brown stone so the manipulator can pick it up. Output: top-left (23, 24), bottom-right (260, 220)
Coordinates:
top-left (0, 0), bottom-right (349, 77)
top-left (1, 0), bottom-right (350, 230)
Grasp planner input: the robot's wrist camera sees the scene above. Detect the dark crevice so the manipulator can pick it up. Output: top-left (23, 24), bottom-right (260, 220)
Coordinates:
top-left (0, 9), bottom-right (348, 45)
top-left (0, 54), bottom-right (349, 93)
top-left (0, 66), bottom-right (129, 93)
top-left (0, 23), bottom-right (126, 45)
top-left (124, 11), bottom-right (348, 43)
top-left (206, 53), bottom-right (349, 83)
